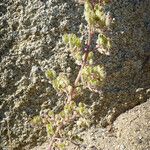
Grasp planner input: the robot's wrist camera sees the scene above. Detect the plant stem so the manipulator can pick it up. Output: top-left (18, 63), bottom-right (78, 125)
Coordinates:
top-left (68, 27), bottom-right (94, 102)
top-left (48, 26), bottom-right (94, 149)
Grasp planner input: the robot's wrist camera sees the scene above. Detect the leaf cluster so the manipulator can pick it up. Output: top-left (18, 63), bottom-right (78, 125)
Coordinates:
top-left (81, 65), bottom-right (106, 89)
top-left (84, 0), bottom-right (112, 28)
top-left (63, 34), bottom-right (83, 65)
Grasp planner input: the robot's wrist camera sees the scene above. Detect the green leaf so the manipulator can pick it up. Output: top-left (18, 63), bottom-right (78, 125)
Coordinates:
top-left (87, 51), bottom-right (94, 60)
top-left (31, 116), bottom-right (42, 125)
top-left (95, 65), bottom-right (106, 79)
top-left (63, 33), bottom-right (82, 49)
top-left (81, 65), bottom-right (106, 89)
top-left (60, 111), bottom-right (65, 118)
top-left (52, 74), bottom-right (70, 92)
top-left (70, 101), bottom-right (76, 109)
top-left (45, 69), bottom-right (56, 81)
top-left (69, 34), bottom-right (81, 48)
top-left (57, 141), bottom-right (69, 150)
top-left (84, 1), bottom-right (96, 26)
top-left (76, 103), bottom-right (88, 116)
top-left (62, 34), bottom-right (69, 44)
top-left (79, 102), bottom-right (85, 108)
top-left (95, 5), bottom-right (104, 20)
top-left (94, 4), bottom-right (106, 27)
top-left (89, 59), bottom-right (93, 65)
top-left (66, 85), bottom-right (73, 93)
top-left (57, 142), bottom-right (66, 150)
top-left (75, 87), bottom-right (83, 96)
top-left (76, 117), bottom-right (90, 128)
top-left (52, 79), bottom-right (59, 91)
top-left (107, 40), bottom-right (111, 49)
top-left (74, 51), bottom-right (82, 61)
top-left (64, 104), bottom-right (72, 115)
top-left (97, 34), bottom-right (108, 47)
top-left (46, 123), bottom-right (54, 136)
top-left (48, 110), bottom-right (54, 117)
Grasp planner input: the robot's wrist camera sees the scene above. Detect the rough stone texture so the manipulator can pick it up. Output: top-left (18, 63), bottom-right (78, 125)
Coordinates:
top-left (94, 0), bottom-right (150, 126)
top-left (0, 0), bottom-right (84, 149)
top-left (0, 0), bottom-right (150, 149)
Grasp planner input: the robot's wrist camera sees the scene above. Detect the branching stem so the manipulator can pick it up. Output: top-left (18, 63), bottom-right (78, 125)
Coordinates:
top-left (48, 26), bottom-right (94, 149)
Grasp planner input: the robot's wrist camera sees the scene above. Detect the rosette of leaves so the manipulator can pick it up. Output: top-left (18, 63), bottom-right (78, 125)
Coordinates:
top-left (84, 1), bottom-right (112, 29)
top-left (52, 73), bottom-right (70, 93)
top-left (81, 65), bottom-right (106, 91)
top-left (45, 69), bottom-right (70, 93)
top-left (63, 34), bottom-right (82, 65)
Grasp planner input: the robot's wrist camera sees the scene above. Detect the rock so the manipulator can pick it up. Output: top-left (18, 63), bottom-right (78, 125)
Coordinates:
top-left (0, 0), bottom-right (83, 149)
top-left (0, 0), bottom-right (150, 149)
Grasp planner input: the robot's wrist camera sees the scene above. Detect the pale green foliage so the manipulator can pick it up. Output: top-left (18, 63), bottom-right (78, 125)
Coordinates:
top-left (87, 51), bottom-right (94, 60)
top-left (63, 34), bottom-right (82, 64)
top-left (84, 0), bottom-right (97, 26)
top-left (45, 69), bottom-right (56, 81)
top-left (52, 73), bottom-right (70, 93)
top-left (74, 87), bottom-right (83, 98)
top-left (81, 65), bottom-right (106, 89)
top-left (76, 117), bottom-right (91, 128)
top-left (84, 0), bottom-right (112, 28)
top-left (31, 115), bottom-right (42, 125)
top-left (76, 102), bottom-right (90, 117)
top-left (97, 34), bottom-right (111, 49)
top-left (94, 4), bottom-right (106, 27)
top-left (62, 34), bottom-right (82, 49)
top-left (46, 122), bottom-right (55, 136)
top-left (74, 51), bottom-right (82, 65)
top-left (56, 141), bottom-right (68, 150)
top-left (87, 51), bottom-right (94, 65)
top-left (97, 34), bottom-right (107, 47)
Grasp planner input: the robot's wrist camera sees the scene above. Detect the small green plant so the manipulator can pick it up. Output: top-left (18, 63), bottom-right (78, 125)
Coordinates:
top-left (42, 0), bottom-right (113, 149)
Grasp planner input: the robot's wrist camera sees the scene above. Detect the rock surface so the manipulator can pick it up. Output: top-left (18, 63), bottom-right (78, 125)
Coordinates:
top-left (0, 0), bottom-right (84, 149)
top-left (0, 0), bottom-right (150, 150)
